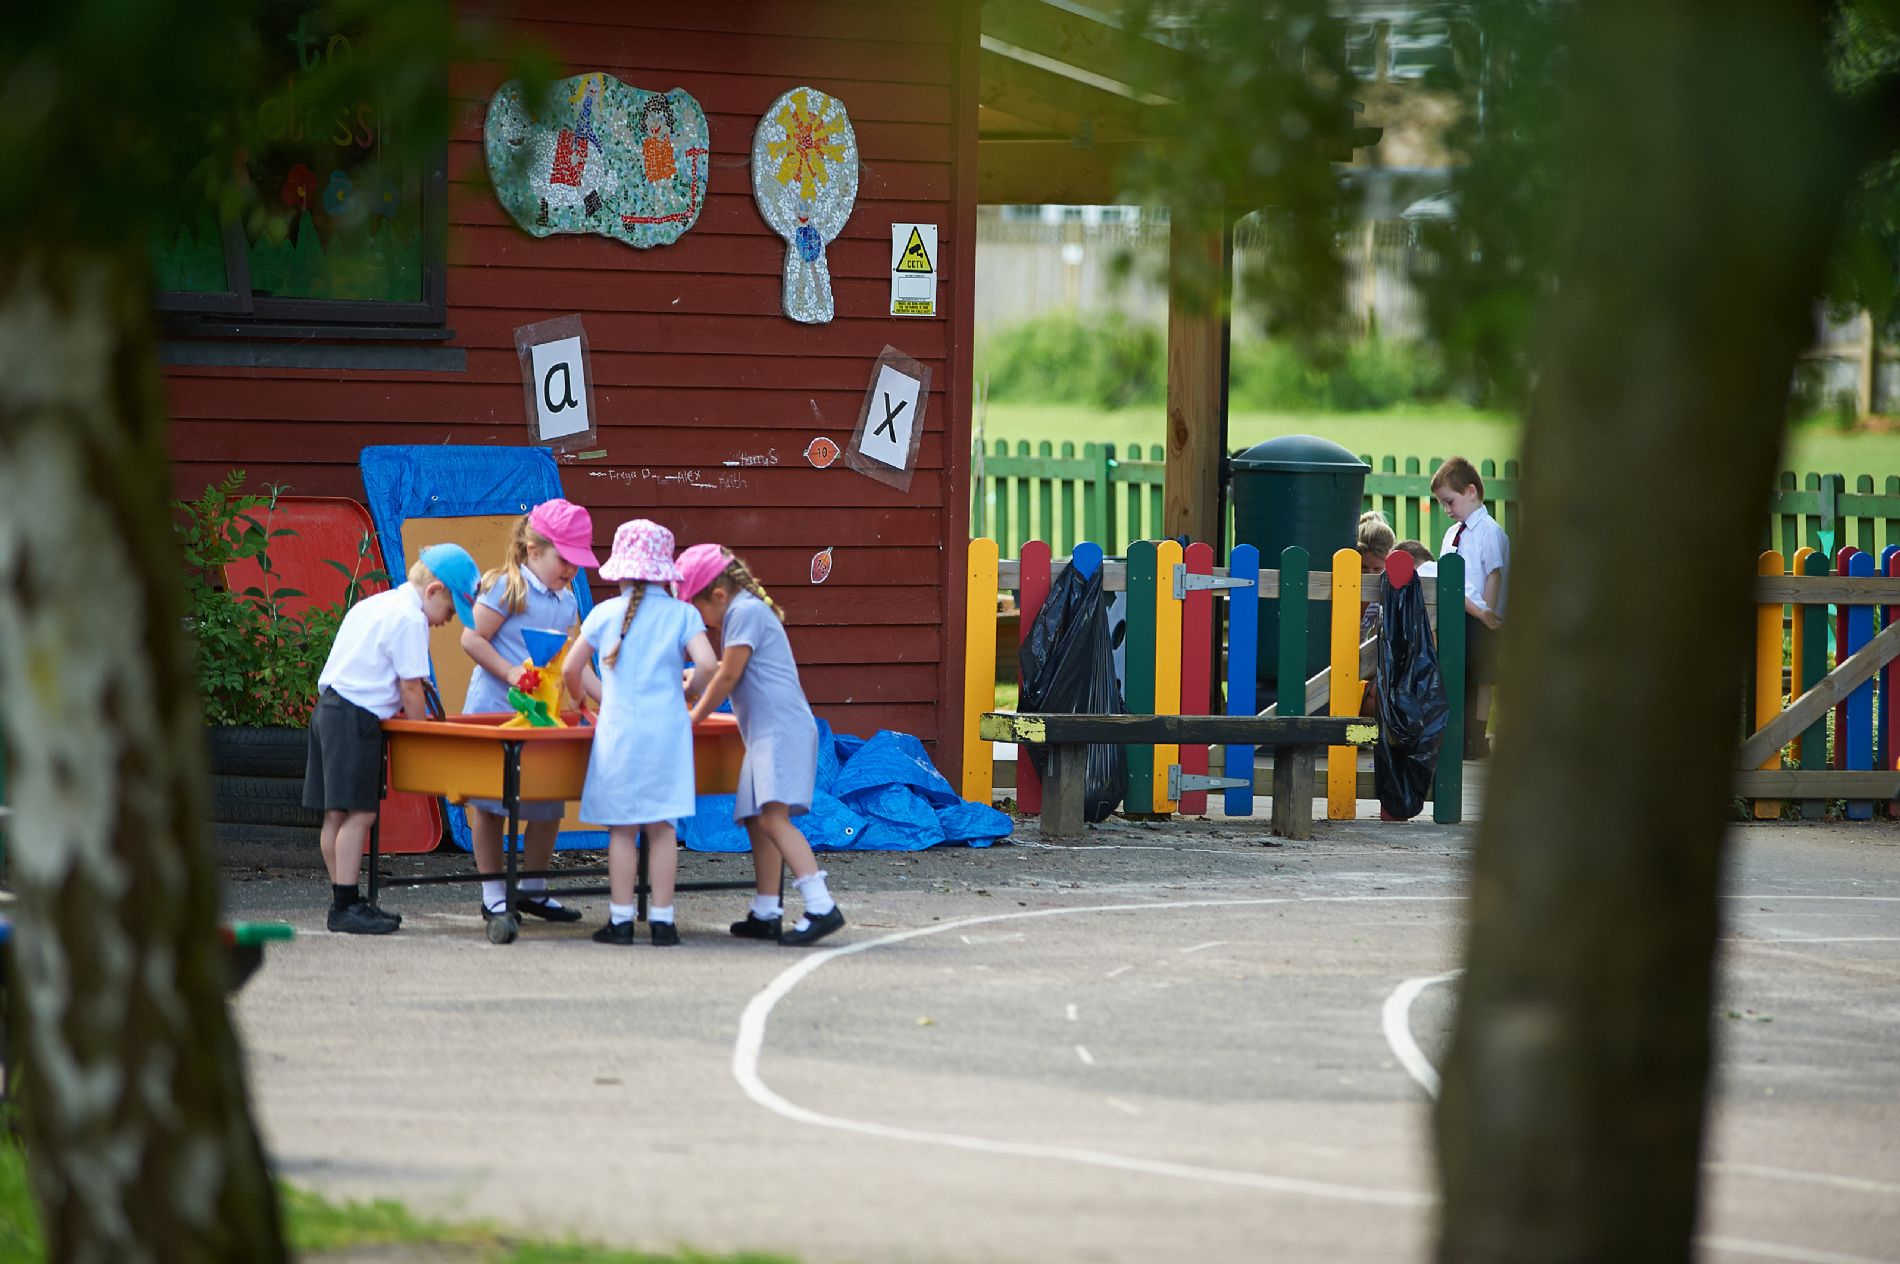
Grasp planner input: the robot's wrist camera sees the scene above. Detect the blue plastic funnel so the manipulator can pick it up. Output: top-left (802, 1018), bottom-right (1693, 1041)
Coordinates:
top-left (520, 628), bottom-right (568, 668)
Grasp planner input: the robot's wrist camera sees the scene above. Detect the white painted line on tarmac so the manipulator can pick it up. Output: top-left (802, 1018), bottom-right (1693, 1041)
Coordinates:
top-left (1066, 1003), bottom-right (1079, 1021)
top-left (1180, 940), bottom-right (1226, 954)
top-left (1726, 894), bottom-right (1900, 901)
top-left (1698, 1235), bottom-right (1897, 1264)
top-left (1735, 936), bottom-right (1900, 944)
top-left (1104, 964), bottom-right (1134, 979)
top-left (1075, 1044), bottom-right (1095, 1066)
top-left (1707, 1163), bottom-right (1900, 1197)
top-left (732, 895), bottom-right (1446, 1209)
top-left (1381, 972), bottom-right (1462, 1099)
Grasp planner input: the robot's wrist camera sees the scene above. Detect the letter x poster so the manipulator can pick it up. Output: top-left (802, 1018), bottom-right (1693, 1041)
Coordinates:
top-left (845, 345), bottom-right (929, 493)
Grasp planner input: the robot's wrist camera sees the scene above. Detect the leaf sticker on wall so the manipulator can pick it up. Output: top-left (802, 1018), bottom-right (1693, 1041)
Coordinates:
top-left (810, 548), bottom-right (834, 584)
top-left (804, 436), bottom-right (839, 468)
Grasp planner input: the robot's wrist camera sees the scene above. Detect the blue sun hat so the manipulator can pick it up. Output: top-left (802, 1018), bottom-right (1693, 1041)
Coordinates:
top-left (418, 543), bottom-right (480, 628)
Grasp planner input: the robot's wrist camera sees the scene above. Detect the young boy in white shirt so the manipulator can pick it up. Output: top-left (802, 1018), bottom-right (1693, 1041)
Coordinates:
top-left (1433, 457), bottom-right (1509, 759)
top-left (303, 543), bottom-right (479, 933)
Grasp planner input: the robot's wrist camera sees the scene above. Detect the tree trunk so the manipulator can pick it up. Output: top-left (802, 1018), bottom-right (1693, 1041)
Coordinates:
top-left (1433, 4), bottom-right (1861, 1261)
top-left (0, 251), bottom-right (286, 1261)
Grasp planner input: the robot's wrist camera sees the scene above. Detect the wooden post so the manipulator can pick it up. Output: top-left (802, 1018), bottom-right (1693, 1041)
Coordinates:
top-left (1277, 547), bottom-right (1311, 716)
top-left (1153, 539), bottom-right (1184, 813)
top-left (1224, 544), bottom-right (1260, 817)
top-left (1835, 545), bottom-right (1858, 771)
top-left (961, 538), bottom-right (999, 804)
top-left (1328, 547), bottom-right (1360, 819)
top-left (1016, 540), bottom-right (1052, 816)
top-left (1846, 550), bottom-right (1876, 818)
top-left (1753, 550), bottom-right (1786, 819)
top-left (1881, 544), bottom-right (1899, 788)
top-left (1178, 541), bottom-right (1214, 815)
top-left (1271, 746), bottom-right (1318, 840)
top-left (1124, 540), bottom-right (1157, 813)
top-left (1434, 553), bottom-right (1467, 824)
top-left (1042, 743), bottom-right (1087, 838)
top-left (1800, 548), bottom-right (1830, 817)
top-left (1164, 215), bottom-right (1229, 547)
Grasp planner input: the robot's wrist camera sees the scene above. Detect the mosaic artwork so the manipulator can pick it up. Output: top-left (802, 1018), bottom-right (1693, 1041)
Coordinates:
top-left (485, 73), bottom-right (709, 249)
top-left (751, 86), bottom-right (858, 323)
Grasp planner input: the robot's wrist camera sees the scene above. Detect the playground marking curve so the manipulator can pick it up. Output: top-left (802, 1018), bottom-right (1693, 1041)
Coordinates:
top-left (732, 895), bottom-right (1458, 1210)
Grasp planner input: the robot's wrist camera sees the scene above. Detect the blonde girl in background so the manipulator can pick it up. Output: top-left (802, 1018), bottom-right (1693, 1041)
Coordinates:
top-left (563, 520), bottom-right (716, 946)
top-left (676, 543), bottom-right (843, 947)
top-left (459, 499), bottom-right (600, 925)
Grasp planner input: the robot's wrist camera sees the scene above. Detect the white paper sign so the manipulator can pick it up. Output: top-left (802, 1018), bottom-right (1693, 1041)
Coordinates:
top-left (861, 363), bottom-right (921, 469)
top-left (890, 223), bottom-right (938, 317)
top-left (529, 335), bottom-right (590, 441)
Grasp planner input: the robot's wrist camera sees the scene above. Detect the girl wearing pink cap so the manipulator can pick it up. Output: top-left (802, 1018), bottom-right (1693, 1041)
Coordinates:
top-left (678, 544), bottom-right (843, 947)
top-left (459, 498), bottom-right (602, 925)
top-left (564, 519), bottom-right (717, 946)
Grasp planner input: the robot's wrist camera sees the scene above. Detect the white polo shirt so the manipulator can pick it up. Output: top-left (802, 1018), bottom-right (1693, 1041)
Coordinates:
top-left (317, 584), bottom-right (433, 718)
top-left (1440, 504), bottom-right (1510, 616)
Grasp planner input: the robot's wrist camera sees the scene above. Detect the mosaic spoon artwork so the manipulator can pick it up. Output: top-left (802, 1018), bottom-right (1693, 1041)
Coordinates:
top-left (752, 86), bottom-right (858, 324)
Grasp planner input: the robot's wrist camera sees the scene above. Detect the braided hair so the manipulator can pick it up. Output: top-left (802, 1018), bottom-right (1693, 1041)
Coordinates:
top-left (602, 583), bottom-right (647, 667)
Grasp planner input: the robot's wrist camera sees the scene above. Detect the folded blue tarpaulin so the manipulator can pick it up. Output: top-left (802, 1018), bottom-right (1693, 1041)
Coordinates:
top-left (679, 719), bottom-right (1012, 852)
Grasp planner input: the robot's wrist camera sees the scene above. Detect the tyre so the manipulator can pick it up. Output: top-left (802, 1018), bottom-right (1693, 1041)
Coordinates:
top-left (210, 775), bottom-right (320, 828)
top-left (212, 821), bottom-right (319, 850)
top-left (205, 726), bottom-right (308, 778)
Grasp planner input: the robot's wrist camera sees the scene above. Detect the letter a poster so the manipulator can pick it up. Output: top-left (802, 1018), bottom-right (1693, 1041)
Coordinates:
top-left (515, 315), bottom-right (598, 453)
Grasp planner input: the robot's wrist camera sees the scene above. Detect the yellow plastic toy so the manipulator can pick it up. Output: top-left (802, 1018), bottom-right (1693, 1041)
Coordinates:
top-left (502, 629), bottom-right (575, 729)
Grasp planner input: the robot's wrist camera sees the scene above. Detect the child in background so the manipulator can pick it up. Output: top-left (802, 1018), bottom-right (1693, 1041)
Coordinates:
top-left (677, 544), bottom-right (844, 947)
top-left (1432, 457), bottom-right (1510, 757)
top-left (459, 499), bottom-right (599, 925)
top-left (562, 520), bottom-right (716, 946)
top-left (1357, 510), bottom-right (1396, 638)
top-left (305, 544), bottom-right (479, 934)
top-left (1394, 539), bottom-right (1436, 576)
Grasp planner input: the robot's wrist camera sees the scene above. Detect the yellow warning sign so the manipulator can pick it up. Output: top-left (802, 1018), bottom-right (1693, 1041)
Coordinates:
top-left (896, 226), bottom-right (934, 273)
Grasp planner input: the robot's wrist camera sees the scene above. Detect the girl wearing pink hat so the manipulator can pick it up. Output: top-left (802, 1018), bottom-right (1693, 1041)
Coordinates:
top-left (677, 543), bottom-right (843, 947)
top-left (459, 498), bottom-right (601, 926)
top-left (563, 519), bottom-right (717, 946)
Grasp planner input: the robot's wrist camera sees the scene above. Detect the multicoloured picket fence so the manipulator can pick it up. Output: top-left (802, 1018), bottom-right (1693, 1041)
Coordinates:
top-left (1743, 545), bottom-right (1900, 817)
top-left (962, 537), bottom-right (1471, 827)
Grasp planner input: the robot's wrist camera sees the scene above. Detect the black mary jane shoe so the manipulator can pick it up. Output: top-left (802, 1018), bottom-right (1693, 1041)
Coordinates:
top-left (779, 907), bottom-right (845, 947)
top-left (591, 919), bottom-right (638, 945)
top-left (519, 896), bottom-right (583, 923)
top-left (649, 921), bottom-right (681, 947)
top-left (730, 913), bottom-right (783, 941)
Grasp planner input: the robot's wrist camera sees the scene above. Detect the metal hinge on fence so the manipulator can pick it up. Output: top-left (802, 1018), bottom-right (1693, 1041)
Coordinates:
top-left (1172, 564), bottom-right (1257, 601)
top-left (1168, 765), bottom-right (1250, 799)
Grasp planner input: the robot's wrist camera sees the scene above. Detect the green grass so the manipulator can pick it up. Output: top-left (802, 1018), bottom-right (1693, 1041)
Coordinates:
top-left (981, 402), bottom-right (1900, 485)
top-left (0, 1131), bottom-right (791, 1264)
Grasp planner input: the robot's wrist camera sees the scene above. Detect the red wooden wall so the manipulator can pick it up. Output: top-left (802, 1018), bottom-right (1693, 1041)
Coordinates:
top-left (162, 1), bottom-right (980, 758)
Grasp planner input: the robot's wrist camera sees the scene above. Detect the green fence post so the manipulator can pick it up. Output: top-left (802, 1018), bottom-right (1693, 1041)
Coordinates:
top-left (1014, 440), bottom-right (1032, 558)
top-left (1059, 441), bottom-right (1077, 555)
top-left (1887, 475), bottom-right (1900, 556)
top-left (1404, 456), bottom-right (1422, 540)
top-left (993, 439), bottom-right (1011, 556)
top-left (1858, 474), bottom-right (1878, 556)
top-left (1149, 445), bottom-right (1164, 538)
top-left (1103, 444), bottom-right (1119, 554)
top-left (1502, 459), bottom-right (1522, 538)
top-left (1434, 554), bottom-right (1466, 823)
top-left (1036, 440), bottom-right (1054, 553)
top-left (1083, 442), bottom-right (1105, 546)
top-left (1126, 540), bottom-right (1158, 813)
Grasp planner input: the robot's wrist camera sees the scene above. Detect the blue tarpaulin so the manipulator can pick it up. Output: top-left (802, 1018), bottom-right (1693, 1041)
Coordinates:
top-left (680, 719), bottom-right (1012, 851)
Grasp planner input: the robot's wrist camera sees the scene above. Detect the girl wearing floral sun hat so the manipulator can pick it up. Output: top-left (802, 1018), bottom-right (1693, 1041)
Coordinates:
top-left (563, 519), bottom-right (717, 946)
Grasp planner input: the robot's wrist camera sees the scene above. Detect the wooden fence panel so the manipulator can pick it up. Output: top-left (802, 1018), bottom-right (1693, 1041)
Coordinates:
top-left (1846, 550), bottom-right (1877, 818)
top-left (1799, 548), bottom-right (1831, 819)
top-left (1434, 553), bottom-right (1466, 823)
top-left (1124, 541), bottom-right (1158, 813)
top-left (1179, 541), bottom-right (1215, 815)
top-left (1224, 544), bottom-right (1260, 817)
top-left (1152, 539), bottom-right (1184, 814)
top-left (1016, 540), bottom-right (1052, 815)
top-left (1327, 547), bottom-right (1359, 820)
top-left (1754, 550), bottom-right (1786, 819)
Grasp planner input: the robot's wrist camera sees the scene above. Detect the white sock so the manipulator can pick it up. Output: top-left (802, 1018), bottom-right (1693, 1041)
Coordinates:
top-left (482, 880), bottom-right (506, 912)
top-left (648, 905), bottom-right (675, 925)
top-left (521, 877), bottom-right (548, 894)
top-left (520, 877), bottom-right (561, 908)
top-left (608, 902), bottom-right (635, 926)
top-left (751, 895), bottom-right (783, 920)
top-left (793, 870), bottom-right (836, 917)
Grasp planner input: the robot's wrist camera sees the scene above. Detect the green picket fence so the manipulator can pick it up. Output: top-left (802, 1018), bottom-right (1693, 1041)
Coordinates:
top-left (972, 442), bottom-right (1900, 562)
top-left (972, 440), bottom-right (1523, 558)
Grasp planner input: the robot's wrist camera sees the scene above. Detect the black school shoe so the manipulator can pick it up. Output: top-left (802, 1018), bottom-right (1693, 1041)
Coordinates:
top-left (591, 919), bottom-right (637, 945)
top-left (779, 907), bottom-right (844, 947)
top-left (519, 896), bottom-right (583, 923)
top-left (730, 913), bottom-right (782, 941)
top-left (328, 902), bottom-right (400, 935)
top-left (650, 921), bottom-right (680, 947)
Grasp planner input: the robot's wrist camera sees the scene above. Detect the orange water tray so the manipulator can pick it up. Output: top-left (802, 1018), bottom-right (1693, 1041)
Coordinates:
top-left (381, 712), bottom-right (744, 804)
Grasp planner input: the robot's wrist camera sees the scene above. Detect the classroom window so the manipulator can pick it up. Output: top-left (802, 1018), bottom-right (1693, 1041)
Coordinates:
top-left (154, 5), bottom-right (446, 331)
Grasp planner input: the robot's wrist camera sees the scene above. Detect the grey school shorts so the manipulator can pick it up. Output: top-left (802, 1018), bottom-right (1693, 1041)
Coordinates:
top-left (302, 689), bottom-right (386, 813)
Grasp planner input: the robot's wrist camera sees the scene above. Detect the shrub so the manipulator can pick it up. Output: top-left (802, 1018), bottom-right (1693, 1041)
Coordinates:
top-left (173, 472), bottom-right (385, 727)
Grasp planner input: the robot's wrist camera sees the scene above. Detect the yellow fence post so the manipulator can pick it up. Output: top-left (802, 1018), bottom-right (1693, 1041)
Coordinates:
top-left (1153, 539), bottom-right (1184, 813)
top-left (1789, 545), bottom-right (1815, 762)
top-left (1329, 547), bottom-right (1359, 820)
top-left (963, 537), bottom-right (999, 804)
top-left (1754, 549), bottom-right (1786, 819)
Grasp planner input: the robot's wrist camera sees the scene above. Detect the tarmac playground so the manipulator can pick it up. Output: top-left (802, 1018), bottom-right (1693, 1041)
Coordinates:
top-left (222, 805), bottom-right (1900, 1264)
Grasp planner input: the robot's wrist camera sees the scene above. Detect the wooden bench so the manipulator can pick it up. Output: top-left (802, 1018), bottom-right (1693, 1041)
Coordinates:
top-left (979, 712), bottom-right (1378, 840)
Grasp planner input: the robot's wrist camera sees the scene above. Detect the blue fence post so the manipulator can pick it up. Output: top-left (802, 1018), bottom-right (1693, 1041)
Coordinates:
top-left (1225, 544), bottom-right (1260, 816)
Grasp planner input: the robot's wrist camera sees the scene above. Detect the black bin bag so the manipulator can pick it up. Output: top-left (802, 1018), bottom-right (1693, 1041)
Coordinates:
top-left (1373, 571), bottom-right (1450, 820)
top-left (1018, 563), bottom-right (1127, 822)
